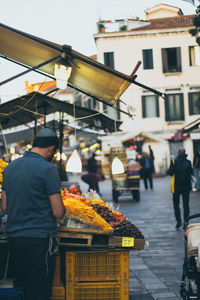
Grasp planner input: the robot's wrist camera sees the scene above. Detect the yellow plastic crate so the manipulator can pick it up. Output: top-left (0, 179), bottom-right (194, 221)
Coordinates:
top-left (66, 250), bottom-right (129, 283)
top-left (66, 282), bottom-right (129, 300)
top-left (53, 256), bottom-right (62, 287)
top-left (51, 286), bottom-right (65, 300)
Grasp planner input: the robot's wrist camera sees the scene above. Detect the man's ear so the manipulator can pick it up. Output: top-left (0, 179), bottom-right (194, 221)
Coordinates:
top-left (49, 145), bottom-right (55, 153)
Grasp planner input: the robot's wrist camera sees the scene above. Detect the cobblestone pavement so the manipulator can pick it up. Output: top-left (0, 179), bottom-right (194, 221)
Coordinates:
top-left (68, 174), bottom-right (200, 300)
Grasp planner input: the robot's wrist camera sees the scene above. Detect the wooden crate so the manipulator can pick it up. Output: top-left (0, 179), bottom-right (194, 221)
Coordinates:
top-left (108, 236), bottom-right (145, 250)
top-left (53, 256), bottom-right (63, 287)
top-left (57, 229), bottom-right (145, 250)
top-left (57, 231), bottom-right (93, 247)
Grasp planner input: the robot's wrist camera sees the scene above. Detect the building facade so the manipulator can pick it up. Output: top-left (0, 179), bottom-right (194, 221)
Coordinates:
top-left (94, 3), bottom-right (200, 172)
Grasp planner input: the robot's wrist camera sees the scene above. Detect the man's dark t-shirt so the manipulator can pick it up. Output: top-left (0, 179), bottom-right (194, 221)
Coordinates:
top-left (2, 151), bottom-right (61, 238)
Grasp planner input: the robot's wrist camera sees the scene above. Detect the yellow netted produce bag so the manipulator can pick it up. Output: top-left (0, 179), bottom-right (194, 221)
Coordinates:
top-left (63, 199), bottom-right (113, 234)
top-left (0, 160), bottom-right (8, 185)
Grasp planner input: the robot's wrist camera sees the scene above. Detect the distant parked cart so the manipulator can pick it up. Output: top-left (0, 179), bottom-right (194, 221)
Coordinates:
top-left (110, 148), bottom-right (140, 202)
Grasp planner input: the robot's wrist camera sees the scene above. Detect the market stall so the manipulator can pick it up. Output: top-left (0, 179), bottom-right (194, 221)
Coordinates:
top-left (0, 168), bottom-right (145, 300)
top-left (50, 186), bottom-right (145, 300)
top-left (0, 22), bottom-right (165, 300)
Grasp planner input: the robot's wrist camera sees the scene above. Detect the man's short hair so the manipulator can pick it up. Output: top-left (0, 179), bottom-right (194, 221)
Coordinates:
top-left (32, 128), bottom-right (60, 149)
top-left (178, 148), bottom-right (185, 156)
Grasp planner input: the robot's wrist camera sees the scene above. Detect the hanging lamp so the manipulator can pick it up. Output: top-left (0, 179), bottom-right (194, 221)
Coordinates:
top-left (66, 146), bottom-right (82, 173)
top-left (66, 87), bottom-right (82, 173)
top-left (54, 64), bottom-right (72, 90)
top-left (112, 155), bottom-right (124, 175)
top-left (111, 104), bottom-right (125, 175)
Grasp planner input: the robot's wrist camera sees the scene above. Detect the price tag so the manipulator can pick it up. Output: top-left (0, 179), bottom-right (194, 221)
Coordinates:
top-left (122, 237), bottom-right (134, 247)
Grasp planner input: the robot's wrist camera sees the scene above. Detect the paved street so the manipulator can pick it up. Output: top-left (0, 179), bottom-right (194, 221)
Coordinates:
top-left (68, 173), bottom-right (200, 300)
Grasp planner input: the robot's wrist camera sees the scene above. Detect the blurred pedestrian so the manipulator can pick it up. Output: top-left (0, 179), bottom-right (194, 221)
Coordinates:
top-left (149, 145), bottom-right (155, 173)
top-left (81, 153), bottom-right (101, 195)
top-left (192, 148), bottom-right (200, 192)
top-left (168, 148), bottom-right (193, 229)
top-left (139, 152), bottom-right (154, 190)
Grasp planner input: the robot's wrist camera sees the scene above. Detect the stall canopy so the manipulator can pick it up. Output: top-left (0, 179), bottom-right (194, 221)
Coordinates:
top-left (0, 121), bottom-right (105, 145)
top-left (0, 92), bottom-right (122, 132)
top-left (119, 131), bottom-right (162, 143)
top-left (0, 23), bottom-right (164, 107)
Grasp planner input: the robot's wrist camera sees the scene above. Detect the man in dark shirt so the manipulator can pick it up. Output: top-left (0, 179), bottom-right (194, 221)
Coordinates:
top-left (168, 148), bottom-right (193, 229)
top-left (1, 128), bottom-right (65, 300)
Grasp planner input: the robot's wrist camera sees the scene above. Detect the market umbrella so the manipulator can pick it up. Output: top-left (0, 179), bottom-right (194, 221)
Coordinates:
top-left (0, 23), bottom-right (136, 107)
top-left (0, 92), bottom-right (122, 133)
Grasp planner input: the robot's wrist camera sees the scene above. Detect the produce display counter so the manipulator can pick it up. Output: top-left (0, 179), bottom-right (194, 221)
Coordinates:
top-left (0, 234), bottom-right (144, 299)
top-left (0, 229), bottom-right (145, 300)
top-left (0, 183), bottom-right (145, 300)
top-left (51, 227), bottom-right (145, 300)
top-left (57, 227), bottom-right (145, 250)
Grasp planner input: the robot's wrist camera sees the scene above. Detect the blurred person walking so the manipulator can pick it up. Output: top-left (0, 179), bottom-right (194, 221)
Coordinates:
top-left (168, 148), bottom-right (193, 229)
top-left (139, 152), bottom-right (154, 190)
top-left (149, 145), bottom-right (155, 174)
top-left (81, 153), bottom-right (101, 195)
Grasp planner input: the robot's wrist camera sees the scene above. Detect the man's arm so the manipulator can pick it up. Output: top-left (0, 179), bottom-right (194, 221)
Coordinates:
top-left (167, 160), bottom-right (175, 176)
top-left (49, 193), bottom-right (66, 219)
top-left (0, 190), bottom-right (7, 215)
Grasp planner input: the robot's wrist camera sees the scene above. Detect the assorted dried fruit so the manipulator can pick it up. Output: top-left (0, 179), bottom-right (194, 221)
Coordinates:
top-left (61, 186), bottom-right (143, 239)
top-left (90, 203), bottom-right (143, 239)
top-left (111, 220), bottom-right (144, 239)
top-left (63, 198), bottom-right (113, 234)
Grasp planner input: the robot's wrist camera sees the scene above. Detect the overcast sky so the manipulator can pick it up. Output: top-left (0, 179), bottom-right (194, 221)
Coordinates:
top-left (0, 0), bottom-right (197, 100)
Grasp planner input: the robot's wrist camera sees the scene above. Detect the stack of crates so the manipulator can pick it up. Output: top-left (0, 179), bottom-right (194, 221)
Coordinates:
top-left (65, 250), bottom-right (129, 300)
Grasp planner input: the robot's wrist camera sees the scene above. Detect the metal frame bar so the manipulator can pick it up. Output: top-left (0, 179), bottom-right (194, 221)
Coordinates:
top-left (0, 55), bottom-right (60, 86)
top-left (0, 55), bottom-right (56, 80)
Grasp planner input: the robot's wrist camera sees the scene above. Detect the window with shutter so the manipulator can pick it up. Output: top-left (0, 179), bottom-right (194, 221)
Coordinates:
top-left (104, 52), bottom-right (115, 69)
top-left (142, 49), bottom-right (153, 69)
top-left (188, 92), bottom-right (200, 115)
top-left (165, 93), bottom-right (184, 121)
top-left (161, 47), bottom-right (182, 73)
top-left (142, 95), bottom-right (159, 118)
top-left (189, 46), bottom-right (200, 66)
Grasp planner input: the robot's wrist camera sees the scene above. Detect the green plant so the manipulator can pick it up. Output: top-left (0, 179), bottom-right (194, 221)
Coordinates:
top-left (189, 1), bottom-right (200, 45)
top-left (120, 25), bottom-right (127, 31)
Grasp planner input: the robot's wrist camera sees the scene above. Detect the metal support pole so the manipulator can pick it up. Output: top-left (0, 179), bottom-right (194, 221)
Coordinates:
top-left (34, 119), bottom-right (37, 137)
top-left (59, 112), bottom-right (64, 167)
top-left (0, 55), bottom-right (61, 86)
